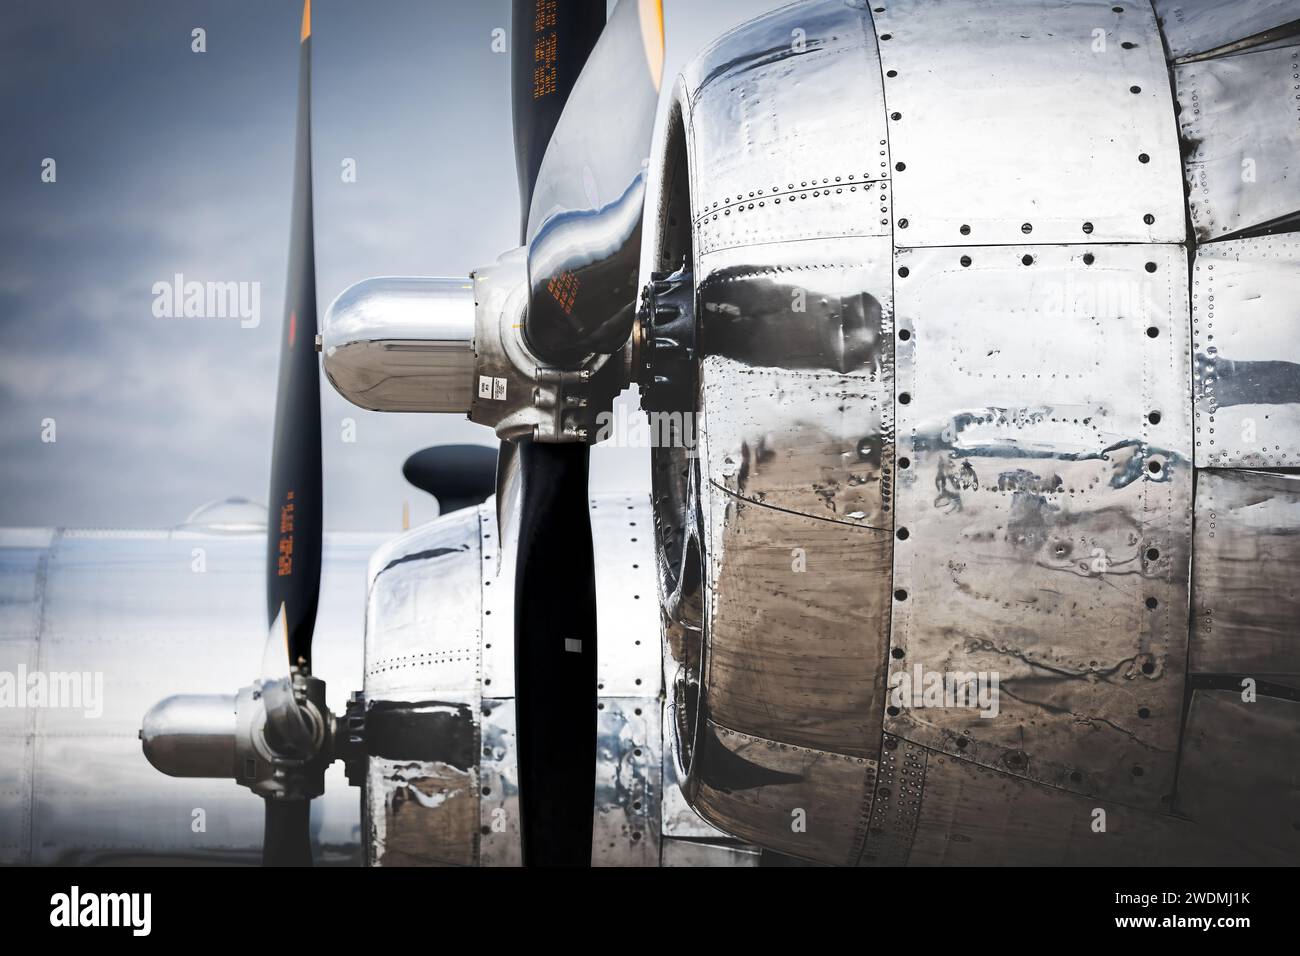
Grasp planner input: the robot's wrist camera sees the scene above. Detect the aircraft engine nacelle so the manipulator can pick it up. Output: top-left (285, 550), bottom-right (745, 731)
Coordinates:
top-left (641, 0), bottom-right (1300, 865)
top-left (355, 492), bottom-right (746, 865)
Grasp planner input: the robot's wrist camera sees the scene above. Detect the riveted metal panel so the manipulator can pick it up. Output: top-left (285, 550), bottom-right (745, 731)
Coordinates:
top-left (592, 697), bottom-right (661, 865)
top-left (698, 237), bottom-right (895, 526)
top-left (365, 509), bottom-right (482, 703)
top-left (591, 497), bottom-right (661, 697)
top-left (703, 487), bottom-right (891, 757)
top-left (888, 243), bottom-right (1192, 810)
top-left (1175, 45), bottom-right (1300, 242)
top-left (1154, 0), bottom-right (1300, 61)
top-left (901, 745), bottom-right (1265, 865)
top-left (1192, 235), bottom-right (1300, 467)
top-left (1191, 470), bottom-right (1300, 684)
top-left (478, 698), bottom-right (521, 866)
top-left (858, 734), bottom-right (925, 866)
top-left (687, 719), bottom-right (876, 866)
top-left (685, 0), bottom-right (890, 257)
top-left (1175, 689), bottom-right (1300, 860)
top-left (479, 503), bottom-right (515, 699)
top-left (874, 0), bottom-right (1185, 247)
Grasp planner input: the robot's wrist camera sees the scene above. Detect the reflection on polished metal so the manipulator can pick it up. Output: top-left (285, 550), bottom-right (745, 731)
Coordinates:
top-left (321, 277), bottom-right (477, 413)
top-left (140, 694), bottom-right (236, 778)
top-left (891, 243), bottom-right (1193, 808)
top-left (468, 249), bottom-right (628, 443)
top-left (1175, 44), bottom-right (1300, 242)
top-left (522, 0), bottom-right (663, 365)
top-left (1192, 235), bottom-right (1300, 467)
top-left (875, 0), bottom-right (1184, 247)
top-left (1154, 0), bottom-right (1300, 61)
top-left (1192, 470), bottom-right (1300, 683)
top-left (358, 493), bottom-right (732, 866)
top-left (640, 0), bottom-right (1300, 866)
top-left (0, 527), bottom-right (381, 864)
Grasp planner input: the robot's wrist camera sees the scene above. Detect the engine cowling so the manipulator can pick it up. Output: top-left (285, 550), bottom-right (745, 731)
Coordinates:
top-left (643, 0), bottom-right (1300, 865)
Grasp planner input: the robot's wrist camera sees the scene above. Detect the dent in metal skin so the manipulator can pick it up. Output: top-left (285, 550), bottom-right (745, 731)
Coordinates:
top-left (592, 698), bottom-right (661, 866)
top-left (698, 239), bottom-right (895, 527)
top-left (875, 0), bottom-right (1185, 247)
top-left (703, 490), bottom-right (891, 756)
top-left (478, 699), bottom-right (520, 866)
top-left (1175, 45), bottom-right (1300, 242)
top-left (889, 244), bottom-right (1193, 810)
top-left (1191, 470), bottom-right (1300, 685)
top-left (1154, 0), bottom-right (1300, 61)
top-left (1192, 235), bottom-right (1300, 467)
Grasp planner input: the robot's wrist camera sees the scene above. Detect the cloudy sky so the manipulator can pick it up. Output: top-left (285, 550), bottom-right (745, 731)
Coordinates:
top-left (0, 0), bottom-right (784, 532)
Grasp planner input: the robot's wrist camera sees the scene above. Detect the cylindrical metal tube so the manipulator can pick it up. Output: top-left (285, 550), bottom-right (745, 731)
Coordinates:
top-left (140, 694), bottom-right (237, 778)
top-left (322, 277), bottom-right (477, 413)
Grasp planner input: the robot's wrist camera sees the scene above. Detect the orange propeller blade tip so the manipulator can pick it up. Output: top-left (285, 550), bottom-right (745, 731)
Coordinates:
top-left (300, 0), bottom-right (311, 42)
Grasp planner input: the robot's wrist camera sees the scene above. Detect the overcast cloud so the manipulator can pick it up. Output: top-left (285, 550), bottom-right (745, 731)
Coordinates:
top-left (0, 0), bottom-right (784, 532)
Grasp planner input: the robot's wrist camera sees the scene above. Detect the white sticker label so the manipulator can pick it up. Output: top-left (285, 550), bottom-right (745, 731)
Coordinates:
top-left (492, 377), bottom-right (508, 401)
top-left (564, 638), bottom-right (582, 654)
top-left (478, 375), bottom-right (493, 399)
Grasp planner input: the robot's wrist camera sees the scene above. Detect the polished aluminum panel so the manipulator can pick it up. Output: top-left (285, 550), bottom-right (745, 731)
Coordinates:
top-left (683, 0), bottom-right (890, 258)
top-left (697, 238), bottom-right (895, 527)
top-left (1191, 235), bottom-right (1300, 467)
top-left (1174, 689), bottom-right (1300, 860)
top-left (478, 504), bottom-right (515, 699)
top-left (592, 697), bottom-right (661, 866)
top-left (363, 509), bottom-right (482, 703)
top-left (1175, 45), bottom-right (1300, 242)
top-left (362, 496), bottom-right (670, 866)
top-left (874, 0), bottom-right (1185, 247)
top-left (900, 743), bottom-right (1269, 865)
top-left (889, 243), bottom-right (1193, 810)
top-left (591, 496), bottom-right (661, 697)
top-left (1191, 470), bottom-right (1300, 684)
top-left (477, 698), bottom-right (520, 866)
top-left (686, 719), bottom-right (875, 866)
top-left (1154, 0), bottom-right (1300, 61)
top-left (0, 527), bottom-right (383, 864)
top-left (703, 488), bottom-right (891, 757)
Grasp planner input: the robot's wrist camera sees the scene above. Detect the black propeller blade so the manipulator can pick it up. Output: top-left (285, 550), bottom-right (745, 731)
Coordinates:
top-left (262, 0), bottom-right (320, 868)
top-left (510, 0), bottom-right (605, 246)
top-left (507, 0), bottom-right (605, 867)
